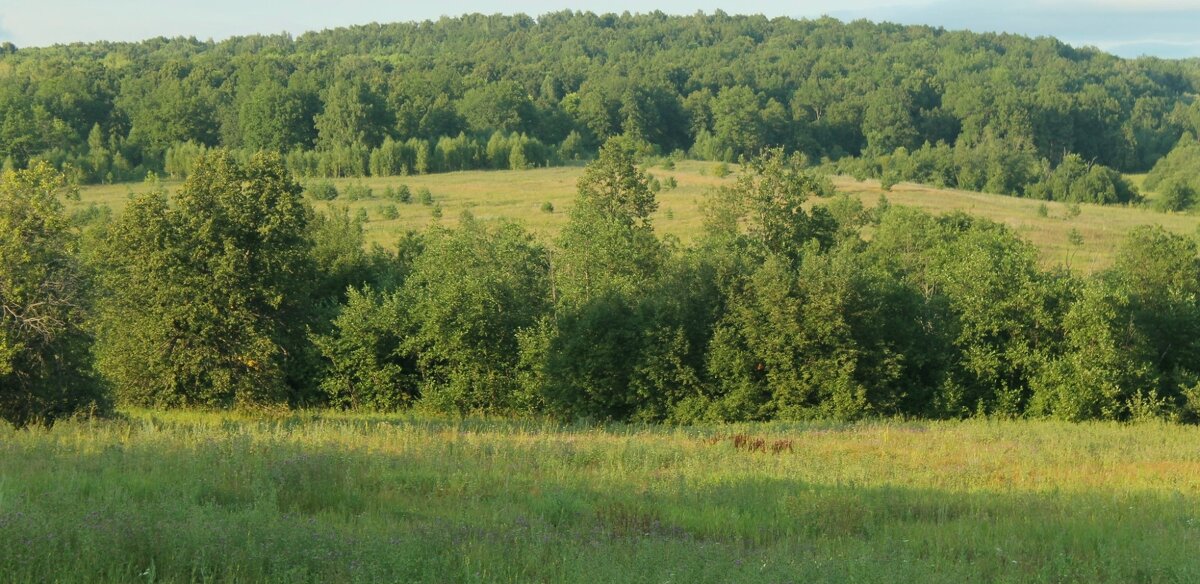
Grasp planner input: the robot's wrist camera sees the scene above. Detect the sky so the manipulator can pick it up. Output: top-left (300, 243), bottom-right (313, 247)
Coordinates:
top-left (1, 0), bottom-right (1199, 58)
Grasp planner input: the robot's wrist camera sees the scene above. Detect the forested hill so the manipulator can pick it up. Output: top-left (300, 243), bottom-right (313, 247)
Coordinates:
top-left (3, 12), bottom-right (1200, 194)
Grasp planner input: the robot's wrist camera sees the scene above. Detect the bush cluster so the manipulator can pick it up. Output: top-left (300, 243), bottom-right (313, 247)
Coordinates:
top-left (4, 142), bottom-right (1200, 428)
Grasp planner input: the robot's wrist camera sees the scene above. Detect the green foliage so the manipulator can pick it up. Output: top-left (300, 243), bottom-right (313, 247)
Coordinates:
top-left (369, 137), bottom-right (416, 177)
top-left (1032, 227), bottom-right (1200, 421)
top-left (7, 15), bottom-right (1200, 424)
top-left (541, 201), bottom-right (555, 213)
top-left (399, 216), bottom-right (551, 414)
top-left (343, 182), bottom-right (373, 201)
top-left (1, 13), bottom-right (1196, 188)
top-left (7, 144), bottom-right (1200, 425)
top-left (1029, 282), bottom-right (1157, 421)
top-left (306, 180), bottom-right (339, 201)
top-left (307, 205), bottom-right (399, 302)
top-left (839, 139), bottom-right (1138, 206)
top-left (702, 148), bottom-right (835, 263)
top-left (863, 89), bottom-right (920, 157)
top-left (434, 133), bottom-right (485, 172)
top-left (236, 81), bottom-right (313, 152)
top-left (535, 138), bottom-right (671, 419)
top-left (1154, 179), bottom-right (1195, 213)
top-left (379, 204), bottom-right (400, 220)
top-left (312, 286), bottom-right (414, 410)
top-left (163, 140), bottom-right (209, 179)
top-left (315, 81), bottom-right (383, 151)
top-left (866, 208), bottom-right (1068, 417)
top-left (459, 81), bottom-right (533, 135)
top-left (1145, 134), bottom-right (1200, 199)
top-left (1026, 154), bottom-right (1139, 204)
top-left (94, 151), bottom-right (316, 408)
top-left (0, 162), bottom-right (108, 427)
top-left (391, 183), bottom-right (412, 203)
top-left (554, 137), bottom-right (662, 305)
top-left (559, 130), bottom-right (587, 161)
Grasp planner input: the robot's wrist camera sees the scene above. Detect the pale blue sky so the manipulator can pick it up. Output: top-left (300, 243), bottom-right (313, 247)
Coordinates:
top-left (2, 0), bottom-right (1199, 58)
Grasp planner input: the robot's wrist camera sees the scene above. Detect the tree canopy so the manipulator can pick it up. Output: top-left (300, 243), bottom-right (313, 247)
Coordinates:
top-left (1, 12), bottom-right (1198, 205)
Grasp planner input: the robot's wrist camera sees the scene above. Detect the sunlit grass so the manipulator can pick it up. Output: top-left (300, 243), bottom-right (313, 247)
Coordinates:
top-left (1, 411), bottom-right (1198, 582)
top-left (75, 163), bottom-right (1198, 272)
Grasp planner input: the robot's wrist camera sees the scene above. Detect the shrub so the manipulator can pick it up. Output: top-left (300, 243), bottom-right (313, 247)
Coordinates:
top-left (1154, 179), bottom-right (1195, 213)
top-left (307, 181), bottom-right (339, 201)
top-left (417, 187), bottom-right (433, 206)
top-left (344, 183), bottom-right (373, 201)
top-left (312, 286), bottom-right (414, 410)
top-left (379, 205), bottom-right (400, 220)
top-left (393, 184), bottom-right (412, 203)
top-left (541, 201), bottom-right (555, 213)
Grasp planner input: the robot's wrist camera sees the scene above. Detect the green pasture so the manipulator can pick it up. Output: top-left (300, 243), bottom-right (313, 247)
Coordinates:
top-left (74, 163), bottom-right (1197, 272)
top-left (1, 412), bottom-right (1197, 582)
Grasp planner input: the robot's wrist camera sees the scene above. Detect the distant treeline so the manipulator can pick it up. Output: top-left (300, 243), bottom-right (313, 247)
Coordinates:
top-left (3, 12), bottom-right (1200, 207)
top-left (4, 141), bottom-right (1200, 427)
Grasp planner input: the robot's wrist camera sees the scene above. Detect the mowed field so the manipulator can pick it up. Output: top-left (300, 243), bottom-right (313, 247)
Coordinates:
top-left (1, 412), bottom-right (1198, 582)
top-left (74, 162), bottom-right (1200, 272)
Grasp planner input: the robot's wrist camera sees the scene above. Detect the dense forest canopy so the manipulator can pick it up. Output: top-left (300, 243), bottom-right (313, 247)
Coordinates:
top-left (2, 11), bottom-right (1200, 202)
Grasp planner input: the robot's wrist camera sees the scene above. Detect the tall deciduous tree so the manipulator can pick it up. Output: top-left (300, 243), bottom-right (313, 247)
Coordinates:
top-left (553, 136), bottom-right (662, 304)
top-left (94, 151), bottom-right (316, 408)
top-left (0, 162), bottom-right (107, 426)
top-left (315, 81), bottom-right (381, 150)
top-left (538, 137), bottom-right (665, 419)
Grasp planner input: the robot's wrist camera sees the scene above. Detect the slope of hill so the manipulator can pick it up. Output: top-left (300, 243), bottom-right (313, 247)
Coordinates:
top-left (74, 162), bottom-right (1197, 272)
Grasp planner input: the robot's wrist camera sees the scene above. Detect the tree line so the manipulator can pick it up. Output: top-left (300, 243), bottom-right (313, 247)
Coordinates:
top-left (2, 12), bottom-right (1200, 208)
top-left (4, 140), bottom-right (1200, 427)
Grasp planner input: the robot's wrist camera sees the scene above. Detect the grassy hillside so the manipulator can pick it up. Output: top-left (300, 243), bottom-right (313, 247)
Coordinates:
top-left (75, 162), bottom-right (1199, 272)
top-left (1, 411), bottom-right (1197, 582)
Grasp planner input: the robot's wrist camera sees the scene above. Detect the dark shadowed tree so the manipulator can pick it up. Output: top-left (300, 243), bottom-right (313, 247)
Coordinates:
top-left (0, 162), bottom-right (108, 426)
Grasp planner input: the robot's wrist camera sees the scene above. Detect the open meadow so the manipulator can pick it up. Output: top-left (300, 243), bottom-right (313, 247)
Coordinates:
top-left (12, 11), bottom-right (1200, 583)
top-left (74, 162), bottom-right (1199, 272)
top-left (1, 412), bottom-right (1198, 583)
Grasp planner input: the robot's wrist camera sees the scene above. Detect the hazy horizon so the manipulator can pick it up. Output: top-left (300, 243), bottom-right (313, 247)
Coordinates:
top-left (2, 1), bottom-right (1199, 59)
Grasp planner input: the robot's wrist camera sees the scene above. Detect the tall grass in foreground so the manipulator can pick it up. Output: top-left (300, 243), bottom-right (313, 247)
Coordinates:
top-left (1, 412), bottom-right (1198, 582)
